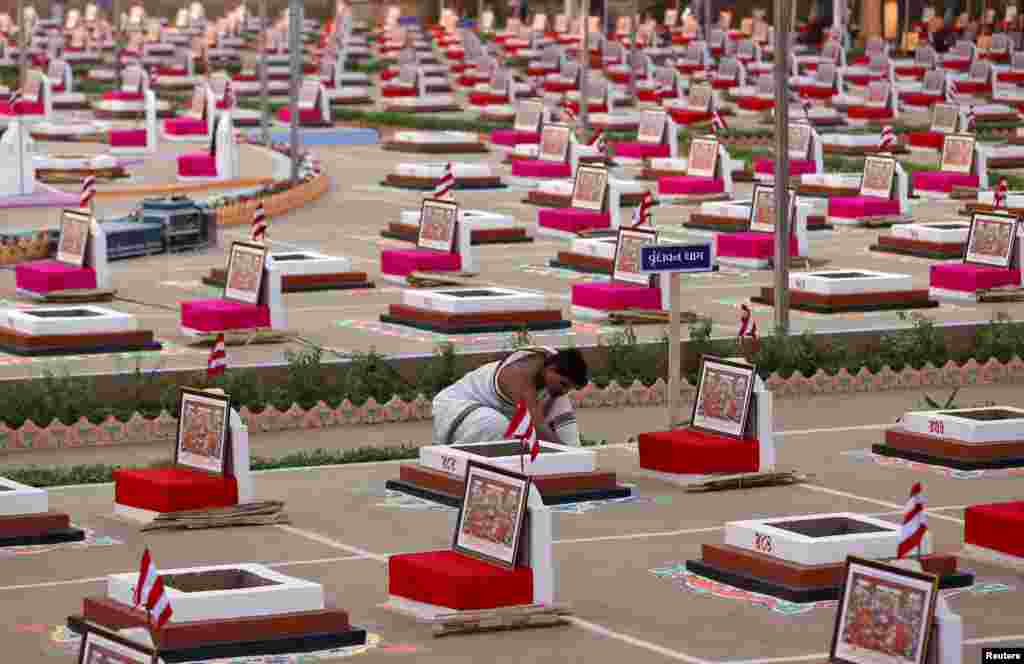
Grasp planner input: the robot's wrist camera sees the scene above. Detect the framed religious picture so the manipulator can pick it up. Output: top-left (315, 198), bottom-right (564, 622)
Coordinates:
top-left (175, 387), bottom-right (231, 476)
top-left (686, 137), bottom-right (720, 179)
top-left (452, 460), bottom-right (531, 570)
top-left (789, 123), bottom-right (813, 161)
top-left (930, 103), bottom-right (958, 134)
top-left (513, 100), bottom-right (544, 133)
top-left (637, 110), bottom-right (668, 144)
top-left (417, 198), bottom-right (459, 253)
top-left (57, 209), bottom-right (91, 267)
top-left (612, 227), bottom-right (658, 286)
top-left (78, 623), bottom-right (159, 664)
top-left (965, 212), bottom-right (1018, 268)
top-left (688, 82), bottom-right (713, 111)
top-left (859, 155), bottom-right (897, 199)
top-left (189, 79), bottom-right (207, 117)
top-left (570, 164), bottom-right (609, 212)
top-left (538, 123), bottom-right (571, 164)
top-left (224, 241), bottom-right (268, 305)
top-left (690, 355), bottom-right (757, 438)
top-left (749, 184), bottom-right (797, 234)
top-left (299, 78), bottom-right (319, 109)
top-left (939, 134), bottom-right (975, 174)
top-left (830, 557), bottom-right (939, 664)
top-left (866, 82), bottom-right (889, 106)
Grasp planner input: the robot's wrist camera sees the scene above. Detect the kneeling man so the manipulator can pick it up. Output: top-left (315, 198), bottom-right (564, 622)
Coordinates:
top-left (432, 346), bottom-right (589, 446)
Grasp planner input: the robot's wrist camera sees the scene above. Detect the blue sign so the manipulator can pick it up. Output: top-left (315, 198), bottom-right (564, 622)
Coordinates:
top-left (639, 243), bottom-right (713, 273)
top-left (398, 16), bottom-right (420, 26)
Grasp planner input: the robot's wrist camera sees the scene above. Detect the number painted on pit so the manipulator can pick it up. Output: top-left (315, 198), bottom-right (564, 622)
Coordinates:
top-left (928, 420), bottom-right (944, 435)
top-left (441, 456), bottom-right (457, 473)
top-left (754, 533), bottom-right (773, 553)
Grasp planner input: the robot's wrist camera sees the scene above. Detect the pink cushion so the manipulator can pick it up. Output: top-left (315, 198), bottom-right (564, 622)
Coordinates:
top-left (668, 108), bottom-right (712, 125)
top-left (913, 171), bottom-right (979, 193)
top-left (907, 131), bottom-right (945, 150)
top-left (164, 117), bottom-right (207, 135)
top-left (737, 97), bottom-right (776, 111)
top-left (658, 176), bottom-right (725, 196)
top-left (102, 90), bottom-right (144, 102)
top-left (177, 153), bottom-right (217, 177)
top-left (537, 208), bottom-right (611, 233)
top-left (901, 91), bottom-right (943, 107)
top-left (717, 232), bottom-right (799, 259)
top-left (16, 260), bottom-right (97, 293)
top-left (511, 159), bottom-right (572, 178)
top-left (612, 142), bottom-right (671, 159)
top-left (828, 196), bottom-right (900, 219)
top-left (942, 59), bottom-right (971, 71)
top-left (0, 100), bottom-right (44, 115)
top-left (468, 91), bottom-right (508, 106)
top-left (847, 105), bottom-right (894, 120)
top-left (381, 249), bottom-right (462, 277)
top-left (490, 129), bottom-right (540, 146)
top-left (276, 107), bottom-right (326, 124)
top-left (180, 298), bottom-right (271, 331)
top-left (930, 263), bottom-right (1021, 292)
top-left (51, 83), bottom-right (66, 93)
top-left (109, 128), bottom-right (147, 147)
top-left (754, 158), bottom-right (817, 176)
top-left (571, 282), bottom-right (661, 311)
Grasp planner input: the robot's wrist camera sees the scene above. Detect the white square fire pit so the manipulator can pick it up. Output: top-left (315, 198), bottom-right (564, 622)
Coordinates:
top-left (790, 269), bottom-right (913, 295)
top-left (107, 563), bottom-right (324, 623)
top-left (900, 407), bottom-right (1024, 443)
top-left (420, 440), bottom-right (596, 478)
top-left (569, 237), bottom-right (618, 260)
top-left (890, 222), bottom-right (970, 243)
top-left (3, 306), bottom-right (138, 336)
top-left (0, 476), bottom-right (48, 516)
top-left (269, 251), bottom-right (352, 276)
top-left (401, 287), bottom-right (547, 314)
top-left (726, 512), bottom-right (906, 565)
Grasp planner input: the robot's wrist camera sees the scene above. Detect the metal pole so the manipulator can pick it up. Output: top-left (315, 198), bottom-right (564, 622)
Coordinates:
top-left (628, 0), bottom-right (638, 99)
top-left (17, 0), bottom-right (26, 88)
top-left (773, 0), bottom-right (791, 336)
top-left (579, 0), bottom-right (589, 130)
top-left (667, 272), bottom-right (681, 429)
top-left (260, 0), bottom-right (269, 146)
top-left (288, 0), bottom-right (302, 184)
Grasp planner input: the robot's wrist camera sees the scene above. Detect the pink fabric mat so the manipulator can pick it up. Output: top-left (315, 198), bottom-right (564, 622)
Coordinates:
top-left (930, 263), bottom-right (1021, 292)
top-left (181, 298), bottom-right (271, 331)
top-left (277, 107), bottom-right (327, 124)
top-left (913, 171), bottom-right (980, 193)
top-left (571, 282), bottom-right (661, 310)
top-left (658, 176), bottom-right (725, 196)
top-left (381, 249), bottom-right (462, 276)
top-left (717, 232), bottom-right (799, 259)
top-left (490, 129), bottom-right (541, 146)
top-left (612, 142), bottom-right (671, 159)
top-left (164, 117), bottom-right (207, 135)
top-left (101, 90), bottom-right (144, 102)
top-left (537, 208), bottom-right (611, 233)
top-left (16, 260), bottom-right (97, 293)
top-left (110, 128), bottom-right (147, 147)
top-left (178, 153), bottom-right (217, 177)
top-left (511, 159), bottom-right (572, 178)
top-left (754, 158), bottom-right (817, 176)
top-left (828, 196), bottom-right (901, 219)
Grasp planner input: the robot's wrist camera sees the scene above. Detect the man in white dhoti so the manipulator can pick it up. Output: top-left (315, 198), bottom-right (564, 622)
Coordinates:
top-left (432, 346), bottom-right (589, 446)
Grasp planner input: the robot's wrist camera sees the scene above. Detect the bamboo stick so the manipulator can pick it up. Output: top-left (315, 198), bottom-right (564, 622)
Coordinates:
top-left (683, 471), bottom-right (814, 493)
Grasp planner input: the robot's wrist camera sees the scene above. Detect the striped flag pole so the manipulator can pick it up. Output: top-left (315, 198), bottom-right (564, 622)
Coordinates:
top-left (898, 482), bottom-right (928, 558)
top-left (630, 191), bottom-right (655, 228)
top-left (505, 400), bottom-right (539, 471)
top-left (996, 177), bottom-right (1009, 209)
top-left (134, 548), bottom-right (174, 631)
top-left (738, 303), bottom-right (751, 338)
top-left (207, 332), bottom-right (226, 379)
top-left (711, 108), bottom-right (727, 134)
top-left (250, 202), bottom-right (267, 242)
top-left (878, 125), bottom-right (895, 151)
top-left (432, 162), bottom-right (456, 199)
top-left (80, 175), bottom-right (96, 213)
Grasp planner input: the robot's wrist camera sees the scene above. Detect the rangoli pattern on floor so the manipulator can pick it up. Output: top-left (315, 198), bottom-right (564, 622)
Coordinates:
top-left (842, 448), bottom-right (1024, 479)
top-left (650, 565), bottom-right (1012, 616)
top-left (0, 526), bottom-right (122, 557)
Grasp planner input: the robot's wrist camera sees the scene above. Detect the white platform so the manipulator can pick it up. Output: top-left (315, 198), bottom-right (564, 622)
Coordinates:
top-left (93, 99), bottom-right (172, 115)
top-left (32, 153), bottom-right (119, 172)
top-left (392, 160), bottom-right (492, 179)
top-left (800, 172), bottom-right (863, 189)
top-left (419, 439), bottom-right (596, 478)
top-left (51, 93), bottom-right (88, 108)
top-left (790, 269), bottom-right (912, 295)
top-left (3, 305), bottom-right (138, 336)
top-left (890, 222), bottom-right (970, 243)
top-left (899, 407), bottom-right (1024, 443)
top-left (726, 512), bottom-right (918, 566)
top-left (399, 209), bottom-right (515, 230)
top-left (107, 563), bottom-right (323, 623)
top-left (270, 251), bottom-right (352, 276)
top-left (588, 112), bottom-right (640, 129)
top-left (30, 120), bottom-right (112, 139)
top-left (0, 476), bottom-right (48, 516)
top-left (569, 237), bottom-right (617, 260)
top-left (402, 287), bottom-right (546, 314)
top-left (385, 95), bottom-right (458, 110)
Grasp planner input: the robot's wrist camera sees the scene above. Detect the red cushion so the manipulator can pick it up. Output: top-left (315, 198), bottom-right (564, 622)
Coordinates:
top-left (942, 59), bottom-right (971, 71)
top-left (907, 131), bottom-right (945, 150)
top-left (16, 260), bottom-right (97, 293)
top-left (468, 91), bottom-right (508, 106)
top-left (159, 66), bottom-right (187, 76)
top-left (930, 263), bottom-right (1021, 292)
top-left (51, 83), bottom-right (66, 93)
top-left (913, 171), bottom-right (979, 193)
top-left (381, 248), bottom-right (462, 277)
top-left (717, 231), bottom-right (799, 259)
top-left (180, 298), bottom-right (271, 331)
top-left (895, 65), bottom-right (927, 78)
top-left (388, 550), bottom-right (533, 610)
top-left (668, 108), bottom-right (712, 125)
top-left (542, 80), bottom-right (577, 93)
top-left (736, 97), bottom-right (776, 111)
top-left (381, 85), bottom-right (417, 98)
top-left (612, 142), bottom-right (670, 159)
top-left (658, 176), bottom-right (725, 196)
top-left (0, 99), bottom-right (45, 115)
top-left (797, 85), bottom-right (836, 100)
top-left (114, 467), bottom-right (238, 513)
top-left (965, 502), bottom-right (1024, 558)
top-left (458, 74), bottom-right (490, 87)
top-left (164, 117), bottom-right (207, 135)
top-left (276, 106), bottom-right (326, 124)
top-left (638, 428), bottom-right (759, 474)
top-left (110, 128), bottom-right (147, 147)
top-left (511, 159), bottom-right (572, 178)
top-left (901, 91), bottom-right (943, 107)
top-left (538, 208), bottom-right (610, 233)
top-left (102, 90), bottom-right (144, 102)
top-left (847, 105), bottom-right (894, 120)
top-left (178, 153), bottom-right (217, 177)
top-left (571, 281), bottom-right (661, 310)
top-left (565, 100), bottom-right (608, 114)
top-left (954, 81), bottom-right (990, 95)
top-left (490, 129), bottom-right (540, 146)
top-left (828, 196), bottom-right (901, 219)
top-left (233, 72), bottom-right (259, 82)
top-left (754, 158), bottom-right (817, 176)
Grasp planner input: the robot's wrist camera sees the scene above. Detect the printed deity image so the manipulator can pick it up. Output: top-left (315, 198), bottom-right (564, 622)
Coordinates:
top-left (541, 129), bottom-right (567, 158)
top-left (460, 476), bottom-right (523, 548)
top-left (616, 233), bottom-right (651, 274)
top-left (755, 191), bottom-right (775, 228)
top-left (942, 137), bottom-right (974, 172)
top-left (969, 218), bottom-right (1012, 258)
top-left (840, 573), bottom-right (927, 663)
top-left (863, 160), bottom-right (893, 194)
top-left (227, 251), bottom-right (263, 293)
top-left (180, 401), bottom-right (226, 461)
top-left (575, 170), bottom-right (605, 205)
top-left (696, 367), bottom-right (749, 425)
top-left (690, 141), bottom-right (717, 174)
top-left (60, 220), bottom-right (87, 260)
top-left (421, 205), bottom-right (455, 242)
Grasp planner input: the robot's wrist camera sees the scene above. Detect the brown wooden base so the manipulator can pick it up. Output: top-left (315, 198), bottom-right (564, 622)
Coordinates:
top-left (37, 167), bottom-right (128, 183)
top-left (397, 463), bottom-right (621, 500)
top-left (962, 202), bottom-right (1024, 216)
top-left (382, 175), bottom-right (499, 190)
top-left (0, 511), bottom-right (71, 538)
top-left (639, 168), bottom-right (685, 180)
top-left (988, 157), bottom-right (1024, 169)
top-left (871, 236), bottom-right (965, 259)
top-left (94, 109), bottom-right (176, 119)
top-left (204, 269), bottom-right (373, 292)
top-left (382, 104), bottom-right (462, 114)
top-left (796, 184), bottom-right (861, 197)
top-left (883, 428), bottom-right (1024, 462)
top-left (386, 304), bottom-right (564, 327)
top-left (823, 144), bottom-right (909, 155)
top-left (383, 222), bottom-right (530, 245)
top-left (551, 252), bottom-right (613, 274)
top-left (0, 325), bottom-right (161, 355)
top-left (751, 287), bottom-right (938, 313)
top-left (30, 131), bottom-right (107, 142)
top-left (381, 142), bottom-right (489, 154)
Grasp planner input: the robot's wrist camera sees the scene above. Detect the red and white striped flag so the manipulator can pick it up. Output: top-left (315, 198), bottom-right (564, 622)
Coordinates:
top-left (711, 108), bottom-right (727, 133)
top-left (897, 482), bottom-right (928, 558)
top-left (432, 162), bottom-right (456, 199)
top-left (996, 177), bottom-right (1009, 208)
top-left (588, 127), bottom-right (606, 153)
top-left (133, 549), bottom-right (174, 630)
top-left (748, 320), bottom-right (759, 352)
top-left (878, 125), bottom-right (895, 150)
top-left (207, 332), bottom-right (226, 378)
top-left (80, 176), bottom-right (96, 210)
top-left (250, 202), bottom-right (267, 242)
top-left (562, 106), bottom-right (577, 124)
top-left (965, 105), bottom-right (976, 132)
top-left (505, 400), bottom-right (540, 464)
top-left (223, 79), bottom-right (235, 109)
top-left (631, 191), bottom-right (655, 228)
top-left (7, 88), bottom-right (21, 114)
